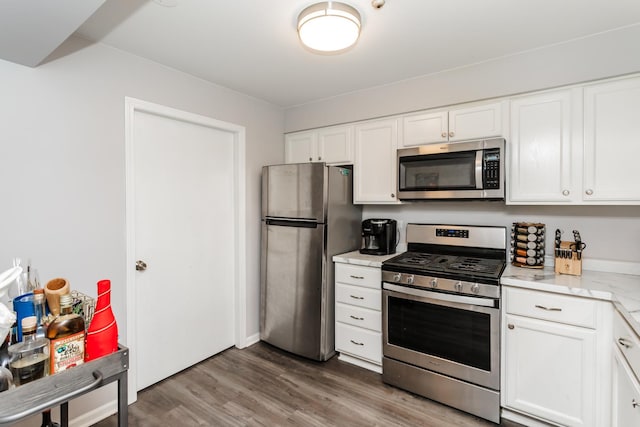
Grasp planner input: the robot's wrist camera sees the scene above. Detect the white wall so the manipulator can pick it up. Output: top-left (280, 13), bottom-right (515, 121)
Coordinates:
top-left (284, 24), bottom-right (640, 132)
top-left (0, 36), bottom-right (283, 425)
top-left (284, 24), bottom-right (640, 268)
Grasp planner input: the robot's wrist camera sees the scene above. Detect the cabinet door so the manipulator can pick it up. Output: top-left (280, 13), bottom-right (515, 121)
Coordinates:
top-left (318, 125), bottom-right (353, 164)
top-left (504, 314), bottom-right (596, 426)
top-left (354, 118), bottom-right (399, 204)
top-left (612, 348), bottom-right (640, 427)
top-left (448, 101), bottom-right (505, 142)
top-left (584, 76), bottom-right (640, 203)
top-left (284, 131), bottom-right (317, 164)
top-left (401, 110), bottom-right (448, 146)
top-left (508, 90), bottom-right (578, 203)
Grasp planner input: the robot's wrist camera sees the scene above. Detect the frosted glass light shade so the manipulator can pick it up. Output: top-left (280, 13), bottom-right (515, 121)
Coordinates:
top-left (297, 2), bottom-right (361, 53)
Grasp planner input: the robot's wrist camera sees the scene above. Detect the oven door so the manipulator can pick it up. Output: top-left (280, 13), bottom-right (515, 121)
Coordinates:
top-left (383, 283), bottom-right (500, 390)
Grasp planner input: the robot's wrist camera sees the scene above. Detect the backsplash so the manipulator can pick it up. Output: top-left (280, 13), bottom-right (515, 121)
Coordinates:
top-left (363, 203), bottom-right (640, 265)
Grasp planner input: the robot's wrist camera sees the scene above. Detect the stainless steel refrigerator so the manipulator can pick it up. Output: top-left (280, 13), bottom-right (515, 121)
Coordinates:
top-left (260, 163), bottom-right (362, 361)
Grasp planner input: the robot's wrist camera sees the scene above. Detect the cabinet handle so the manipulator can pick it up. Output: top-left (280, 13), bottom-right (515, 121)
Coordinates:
top-left (618, 337), bottom-right (633, 349)
top-left (633, 399), bottom-right (639, 409)
top-left (562, 190), bottom-right (570, 196)
top-left (350, 275), bottom-right (364, 279)
top-left (318, 157), bottom-right (322, 161)
top-left (350, 295), bottom-right (364, 300)
top-left (507, 324), bottom-right (514, 329)
top-left (308, 157), bottom-right (313, 161)
top-left (534, 304), bottom-right (562, 312)
top-left (585, 189), bottom-right (594, 195)
top-left (350, 340), bottom-right (364, 346)
top-left (350, 315), bottom-right (364, 321)
top-left (449, 131), bottom-right (455, 137)
top-left (391, 193), bottom-right (395, 198)
top-left (441, 132), bottom-right (447, 138)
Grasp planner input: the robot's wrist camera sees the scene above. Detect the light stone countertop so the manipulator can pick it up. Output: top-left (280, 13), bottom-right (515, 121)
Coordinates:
top-left (501, 263), bottom-right (640, 336)
top-left (332, 250), bottom-right (401, 268)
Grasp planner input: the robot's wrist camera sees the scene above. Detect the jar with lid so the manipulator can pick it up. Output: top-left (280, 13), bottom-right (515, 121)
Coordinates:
top-left (8, 316), bottom-right (50, 386)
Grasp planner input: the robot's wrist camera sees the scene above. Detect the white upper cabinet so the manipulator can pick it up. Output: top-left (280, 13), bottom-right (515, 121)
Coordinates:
top-left (401, 101), bottom-right (506, 147)
top-left (285, 125), bottom-right (353, 165)
top-left (583, 76), bottom-right (640, 203)
top-left (508, 75), bottom-right (640, 205)
top-left (354, 118), bottom-right (400, 204)
top-left (285, 130), bottom-right (316, 164)
top-left (508, 89), bottom-right (581, 203)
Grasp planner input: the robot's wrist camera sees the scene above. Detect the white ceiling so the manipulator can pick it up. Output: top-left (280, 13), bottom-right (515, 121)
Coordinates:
top-left (3, 0), bottom-right (640, 108)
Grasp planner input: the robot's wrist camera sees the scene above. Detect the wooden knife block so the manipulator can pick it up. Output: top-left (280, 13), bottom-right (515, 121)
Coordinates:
top-left (554, 241), bottom-right (582, 276)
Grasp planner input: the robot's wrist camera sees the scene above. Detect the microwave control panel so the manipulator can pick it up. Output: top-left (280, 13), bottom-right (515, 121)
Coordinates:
top-left (483, 149), bottom-right (501, 189)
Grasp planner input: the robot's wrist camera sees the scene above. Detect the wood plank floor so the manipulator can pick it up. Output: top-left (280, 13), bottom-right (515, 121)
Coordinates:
top-left (93, 342), bottom-right (521, 426)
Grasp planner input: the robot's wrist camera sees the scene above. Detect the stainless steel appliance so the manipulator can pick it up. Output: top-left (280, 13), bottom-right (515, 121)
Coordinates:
top-left (260, 163), bottom-right (362, 361)
top-left (360, 218), bottom-right (397, 255)
top-left (397, 138), bottom-right (505, 200)
top-left (381, 223), bottom-right (506, 423)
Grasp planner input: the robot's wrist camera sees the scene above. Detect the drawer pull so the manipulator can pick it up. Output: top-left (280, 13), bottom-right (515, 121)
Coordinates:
top-left (633, 399), bottom-right (639, 409)
top-left (507, 324), bottom-right (514, 329)
top-left (350, 295), bottom-right (364, 300)
top-left (350, 315), bottom-right (364, 321)
top-left (350, 340), bottom-right (364, 346)
top-left (350, 275), bottom-right (364, 279)
top-left (534, 304), bottom-right (562, 312)
top-left (618, 338), bottom-right (634, 349)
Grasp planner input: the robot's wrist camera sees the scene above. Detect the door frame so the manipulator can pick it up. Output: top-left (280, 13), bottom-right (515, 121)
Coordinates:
top-left (124, 97), bottom-right (246, 402)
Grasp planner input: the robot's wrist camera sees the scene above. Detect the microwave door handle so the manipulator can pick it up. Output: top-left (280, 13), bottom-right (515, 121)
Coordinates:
top-left (475, 150), bottom-right (483, 189)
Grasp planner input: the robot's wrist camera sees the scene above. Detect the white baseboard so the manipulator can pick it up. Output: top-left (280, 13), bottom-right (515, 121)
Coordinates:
top-left (69, 399), bottom-right (117, 427)
top-left (337, 353), bottom-right (382, 374)
top-left (242, 332), bottom-right (260, 348)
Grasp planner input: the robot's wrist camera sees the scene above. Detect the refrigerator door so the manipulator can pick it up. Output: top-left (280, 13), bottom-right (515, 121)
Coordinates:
top-left (260, 219), bottom-right (328, 361)
top-left (262, 163), bottom-right (327, 222)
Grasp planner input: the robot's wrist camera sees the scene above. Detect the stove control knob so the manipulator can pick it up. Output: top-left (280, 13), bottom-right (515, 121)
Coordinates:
top-left (406, 275), bottom-right (415, 285)
top-left (393, 273), bottom-right (402, 282)
top-left (454, 281), bottom-right (464, 292)
top-left (470, 283), bottom-right (480, 294)
top-left (430, 278), bottom-right (438, 288)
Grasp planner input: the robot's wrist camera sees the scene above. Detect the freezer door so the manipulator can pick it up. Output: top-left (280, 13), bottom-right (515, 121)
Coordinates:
top-left (262, 163), bottom-right (326, 221)
top-left (260, 219), bottom-right (329, 361)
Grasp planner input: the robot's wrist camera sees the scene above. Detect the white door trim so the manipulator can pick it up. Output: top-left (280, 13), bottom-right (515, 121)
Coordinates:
top-left (124, 97), bottom-right (246, 402)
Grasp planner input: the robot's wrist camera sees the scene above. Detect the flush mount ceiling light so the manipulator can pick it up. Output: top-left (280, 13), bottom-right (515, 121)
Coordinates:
top-left (297, 2), bottom-right (361, 53)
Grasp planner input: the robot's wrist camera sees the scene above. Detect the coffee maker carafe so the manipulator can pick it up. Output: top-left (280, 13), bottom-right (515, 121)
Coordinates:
top-left (360, 219), bottom-right (397, 255)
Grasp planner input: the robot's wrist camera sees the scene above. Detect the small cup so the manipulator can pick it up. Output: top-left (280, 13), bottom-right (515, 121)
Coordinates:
top-left (44, 278), bottom-right (70, 316)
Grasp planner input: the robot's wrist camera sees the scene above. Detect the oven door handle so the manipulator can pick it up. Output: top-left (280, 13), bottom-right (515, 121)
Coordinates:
top-left (383, 282), bottom-right (497, 308)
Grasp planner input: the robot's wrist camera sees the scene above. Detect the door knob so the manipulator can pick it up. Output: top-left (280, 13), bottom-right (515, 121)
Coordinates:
top-left (136, 260), bottom-right (148, 271)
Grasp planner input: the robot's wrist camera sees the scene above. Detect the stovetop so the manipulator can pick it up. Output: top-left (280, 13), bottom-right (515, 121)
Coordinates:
top-left (385, 251), bottom-right (505, 279)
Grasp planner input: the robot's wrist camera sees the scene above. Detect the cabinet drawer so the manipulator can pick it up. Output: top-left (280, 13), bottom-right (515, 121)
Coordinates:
top-left (335, 283), bottom-right (381, 310)
top-left (336, 302), bottom-right (381, 332)
top-left (504, 287), bottom-right (597, 328)
top-left (614, 310), bottom-right (640, 382)
top-left (335, 322), bottom-right (382, 364)
top-left (335, 263), bottom-right (381, 289)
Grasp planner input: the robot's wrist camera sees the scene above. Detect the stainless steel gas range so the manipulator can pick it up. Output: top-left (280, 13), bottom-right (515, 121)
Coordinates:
top-left (381, 223), bottom-right (506, 424)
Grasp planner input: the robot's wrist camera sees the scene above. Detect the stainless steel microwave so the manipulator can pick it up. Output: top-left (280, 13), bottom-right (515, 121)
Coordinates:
top-left (397, 138), bottom-right (505, 200)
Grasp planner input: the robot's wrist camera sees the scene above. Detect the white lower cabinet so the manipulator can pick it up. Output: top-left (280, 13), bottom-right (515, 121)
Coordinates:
top-left (612, 310), bottom-right (640, 426)
top-left (502, 287), bottom-right (612, 426)
top-left (334, 262), bottom-right (382, 373)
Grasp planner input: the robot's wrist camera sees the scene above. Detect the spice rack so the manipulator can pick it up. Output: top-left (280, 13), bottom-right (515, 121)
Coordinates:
top-left (0, 345), bottom-right (128, 426)
top-left (510, 222), bottom-right (545, 268)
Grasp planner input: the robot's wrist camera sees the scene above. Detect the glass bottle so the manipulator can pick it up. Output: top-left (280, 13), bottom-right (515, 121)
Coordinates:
top-left (8, 316), bottom-right (50, 386)
top-left (85, 279), bottom-right (118, 361)
top-left (0, 333), bottom-right (12, 392)
top-left (46, 294), bottom-right (85, 374)
top-left (33, 288), bottom-right (47, 339)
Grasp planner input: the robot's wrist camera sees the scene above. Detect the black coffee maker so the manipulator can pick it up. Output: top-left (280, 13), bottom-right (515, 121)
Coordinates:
top-left (359, 219), bottom-right (397, 255)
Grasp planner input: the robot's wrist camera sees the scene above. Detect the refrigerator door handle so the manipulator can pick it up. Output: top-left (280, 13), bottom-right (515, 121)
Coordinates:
top-left (265, 218), bottom-right (319, 228)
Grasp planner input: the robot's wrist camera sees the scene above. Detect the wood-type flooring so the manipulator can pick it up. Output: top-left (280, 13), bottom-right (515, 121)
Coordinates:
top-left (93, 342), bottom-right (521, 427)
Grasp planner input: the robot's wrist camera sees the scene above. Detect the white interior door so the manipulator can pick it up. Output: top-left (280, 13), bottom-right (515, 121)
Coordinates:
top-left (126, 100), bottom-right (240, 393)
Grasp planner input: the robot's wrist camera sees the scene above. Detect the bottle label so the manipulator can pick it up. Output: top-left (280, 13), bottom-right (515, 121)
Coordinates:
top-left (50, 331), bottom-right (85, 374)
